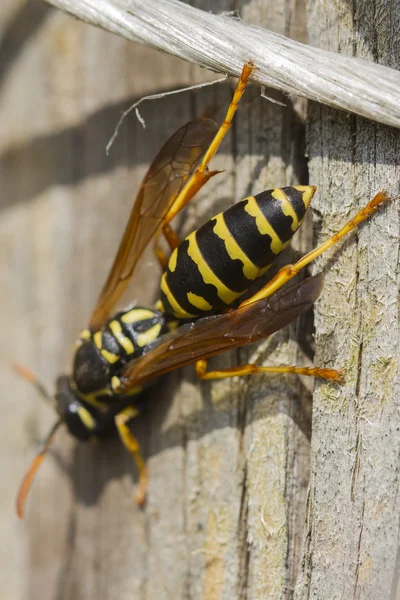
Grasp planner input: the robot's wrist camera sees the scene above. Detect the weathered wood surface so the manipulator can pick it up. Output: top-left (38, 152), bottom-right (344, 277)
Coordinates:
top-left (44, 0), bottom-right (400, 130)
top-left (294, 1), bottom-right (400, 599)
top-left (1, 1), bottom-right (398, 599)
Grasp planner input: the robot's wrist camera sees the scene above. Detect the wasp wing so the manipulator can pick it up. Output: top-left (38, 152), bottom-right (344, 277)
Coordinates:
top-left (118, 273), bottom-right (325, 392)
top-left (89, 118), bottom-right (219, 331)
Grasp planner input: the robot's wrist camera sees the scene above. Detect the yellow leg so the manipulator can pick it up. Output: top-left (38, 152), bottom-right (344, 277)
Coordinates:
top-left (154, 241), bottom-right (169, 270)
top-left (239, 190), bottom-right (389, 307)
top-left (196, 63), bottom-right (254, 176)
top-left (115, 407), bottom-right (147, 505)
top-left (195, 359), bottom-right (344, 383)
top-left (163, 62), bottom-right (255, 227)
top-left (163, 223), bottom-right (181, 250)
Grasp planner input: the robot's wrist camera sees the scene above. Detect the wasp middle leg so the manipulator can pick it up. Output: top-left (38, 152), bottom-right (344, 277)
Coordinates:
top-left (195, 359), bottom-right (343, 382)
top-left (239, 191), bottom-right (388, 308)
top-left (194, 191), bottom-right (389, 384)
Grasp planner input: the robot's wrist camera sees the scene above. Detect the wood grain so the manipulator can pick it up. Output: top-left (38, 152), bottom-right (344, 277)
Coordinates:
top-left (294, 1), bottom-right (400, 599)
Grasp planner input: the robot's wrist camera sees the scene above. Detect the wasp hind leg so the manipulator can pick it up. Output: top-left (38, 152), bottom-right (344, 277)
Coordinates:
top-left (194, 191), bottom-right (390, 385)
top-left (239, 191), bottom-right (388, 308)
top-left (114, 407), bottom-right (147, 505)
top-left (195, 360), bottom-right (343, 382)
top-left (154, 63), bottom-right (255, 270)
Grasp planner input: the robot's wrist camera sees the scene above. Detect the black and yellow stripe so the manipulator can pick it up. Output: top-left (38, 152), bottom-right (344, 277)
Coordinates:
top-left (74, 308), bottom-right (168, 398)
top-left (159, 186), bottom-right (315, 319)
top-left (91, 307), bottom-right (167, 367)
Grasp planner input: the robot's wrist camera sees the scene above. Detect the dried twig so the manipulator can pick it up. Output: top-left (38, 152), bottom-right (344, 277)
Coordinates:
top-left (45, 0), bottom-right (400, 129)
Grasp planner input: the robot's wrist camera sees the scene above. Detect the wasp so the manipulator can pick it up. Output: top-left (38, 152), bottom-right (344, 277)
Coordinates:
top-left (16, 63), bottom-right (388, 518)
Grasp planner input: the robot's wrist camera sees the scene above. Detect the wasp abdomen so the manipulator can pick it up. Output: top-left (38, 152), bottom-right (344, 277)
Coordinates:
top-left (159, 186), bottom-right (315, 320)
top-left (73, 308), bottom-right (167, 395)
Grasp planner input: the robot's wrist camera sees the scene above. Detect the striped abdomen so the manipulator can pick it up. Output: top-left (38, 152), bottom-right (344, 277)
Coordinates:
top-left (159, 186), bottom-right (315, 319)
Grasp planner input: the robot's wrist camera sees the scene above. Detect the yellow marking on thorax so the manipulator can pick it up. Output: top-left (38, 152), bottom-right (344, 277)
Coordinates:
top-left (94, 331), bottom-right (103, 350)
top-left (111, 376), bottom-right (121, 392)
top-left (77, 406), bottom-right (96, 431)
top-left (244, 197), bottom-right (283, 254)
top-left (109, 320), bottom-right (135, 355)
top-left (161, 273), bottom-right (196, 319)
top-left (136, 323), bottom-right (162, 347)
top-left (111, 378), bottom-right (141, 396)
top-left (155, 300), bottom-right (165, 312)
top-left (101, 348), bottom-right (119, 364)
top-left (79, 329), bottom-right (91, 341)
top-left (168, 248), bottom-right (178, 272)
top-left (271, 188), bottom-right (298, 232)
top-left (186, 232), bottom-right (242, 305)
top-left (121, 308), bottom-right (156, 324)
top-left (187, 292), bottom-right (213, 312)
top-left (212, 213), bottom-right (259, 280)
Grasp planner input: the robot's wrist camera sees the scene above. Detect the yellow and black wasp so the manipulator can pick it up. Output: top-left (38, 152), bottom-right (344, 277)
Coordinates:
top-left (16, 63), bottom-right (388, 517)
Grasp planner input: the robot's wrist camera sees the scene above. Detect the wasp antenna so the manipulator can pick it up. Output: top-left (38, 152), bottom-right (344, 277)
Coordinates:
top-left (13, 362), bottom-right (53, 405)
top-left (16, 419), bottom-right (63, 519)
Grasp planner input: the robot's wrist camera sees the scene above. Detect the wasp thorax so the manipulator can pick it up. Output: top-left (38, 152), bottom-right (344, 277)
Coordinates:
top-left (73, 308), bottom-right (168, 395)
top-left (73, 341), bottom-right (111, 395)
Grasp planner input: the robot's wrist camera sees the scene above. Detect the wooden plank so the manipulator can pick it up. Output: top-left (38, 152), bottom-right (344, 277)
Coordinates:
top-left (295, 1), bottom-right (400, 599)
top-left (1, 1), bottom-right (318, 598)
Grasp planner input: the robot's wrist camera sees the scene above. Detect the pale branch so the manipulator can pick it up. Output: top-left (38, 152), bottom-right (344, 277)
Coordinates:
top-left (45, 0), bottom-right (400, 130)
